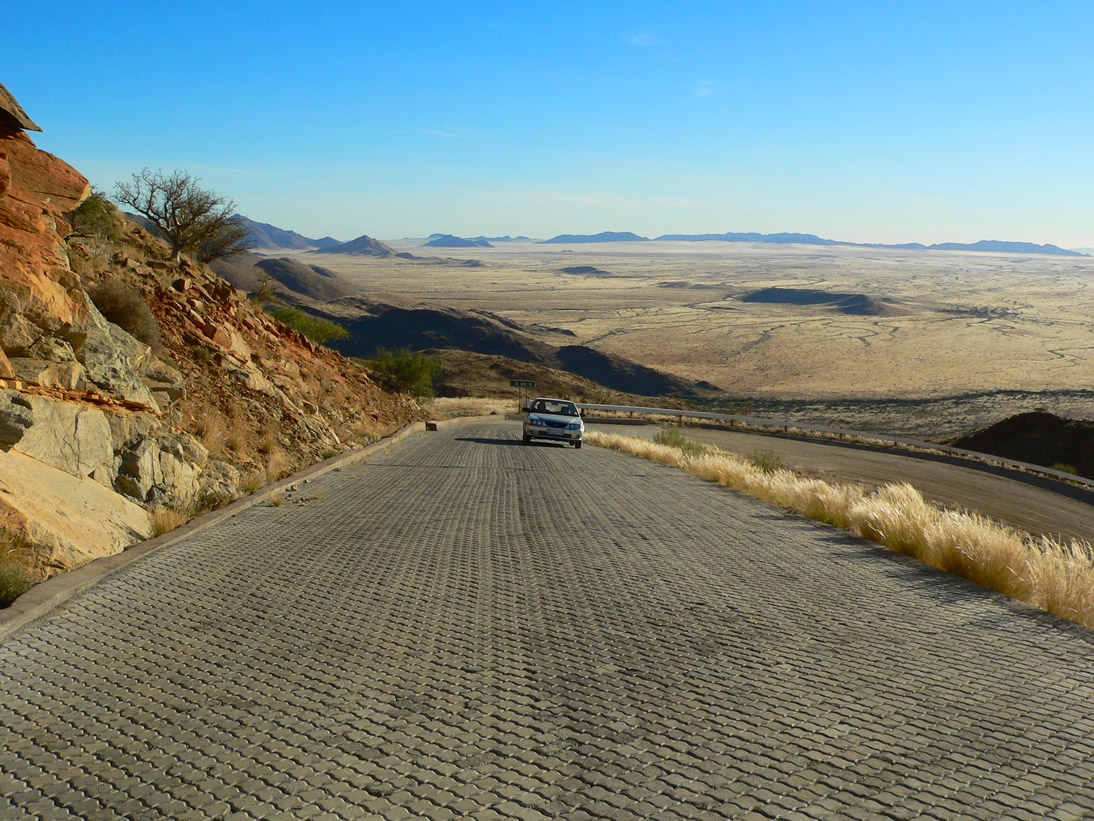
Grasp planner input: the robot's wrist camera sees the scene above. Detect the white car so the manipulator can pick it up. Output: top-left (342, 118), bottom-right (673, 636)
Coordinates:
top-left (523, 397), bottom-right (584, 448)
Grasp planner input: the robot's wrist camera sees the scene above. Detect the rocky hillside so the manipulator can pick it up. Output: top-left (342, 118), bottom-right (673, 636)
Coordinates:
top-left (953, 412), bottom-right (1094, 479)
top-left (0, 112), bottom-right (419, 589)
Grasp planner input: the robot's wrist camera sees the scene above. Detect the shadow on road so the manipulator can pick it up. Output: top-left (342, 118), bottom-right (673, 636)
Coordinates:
top-left (455, 436), bottom-right (570, 448)
top-left (454, 436), bottom-right (525, 446)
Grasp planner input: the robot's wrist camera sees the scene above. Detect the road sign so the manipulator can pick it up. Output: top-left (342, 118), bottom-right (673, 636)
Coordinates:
top-left (510, 380), bottom-right (536, 388)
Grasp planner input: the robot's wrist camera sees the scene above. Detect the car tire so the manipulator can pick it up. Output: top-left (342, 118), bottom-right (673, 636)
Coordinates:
top-left (574, 441), bottom-right (582, 449)
top-left (523, 435), bottom-right (531, 445)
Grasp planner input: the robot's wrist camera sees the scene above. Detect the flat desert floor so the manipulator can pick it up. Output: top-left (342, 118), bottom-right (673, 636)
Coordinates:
top-left (299, 240), bottom-right (1094, 437)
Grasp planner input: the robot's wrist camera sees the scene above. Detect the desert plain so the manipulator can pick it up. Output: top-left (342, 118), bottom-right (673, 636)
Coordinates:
top-left (299, 240), bottom-right (1093, 438)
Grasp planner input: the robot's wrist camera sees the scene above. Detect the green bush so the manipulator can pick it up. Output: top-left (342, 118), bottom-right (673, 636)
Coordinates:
top-left (89, 280), bottom-right (161, 351)
top-left (267, 304), bottom-right (349, 345)
top-left (1051, 463), bottom-right (1079, 475)
top-left (191, 345), bottom-right (213, 364)
top-left (366, 348), bottom-right (441, 397)
top-left (652, 426), bottom-right (707, 458)
top-left (67, 190), bottom-right (122, 243)
top-left (748, 449), bottom-right (785, 473)
top-left (0, 530), bottom-right (36, 608)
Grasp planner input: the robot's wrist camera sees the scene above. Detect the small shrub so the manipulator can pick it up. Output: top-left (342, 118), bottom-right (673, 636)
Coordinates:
top-left (269, 491), bottom-right (285, 507)
top-left (652, 426), bottom-right (707, 458)
top-left (191, 345), bottom-right (213, 364)
top-left (249, 275), bottom-right (280, 309)
top-left (239, 471), bottom-right (265, 495)
top-left (321, 449), bottom-right (338, 460)
top-left (1052, 463), bottom-right (1079, 475)
top-left (150, 507), bottom-right (189, 537)
top-left (0, 562), bottom-right (35, 608)
top-left (366, 348), bottom-right (441, 397)
top-left (267, 304), bottom-right (349, 345)
top-left (89, 281), bottom-right (161, 351)
top-left (67, 190), bottom-right (122, 243)
top-left (0, 530), bottom-right (37, 608)
top-left (748, 449), bottom-right (784, 473)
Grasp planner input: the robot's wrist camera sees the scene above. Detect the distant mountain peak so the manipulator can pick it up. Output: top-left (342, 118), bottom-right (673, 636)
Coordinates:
top-left (424, 234), bottom-right (494, 248)
top-left (539, 231), bottom-right (649, 244)
top-left (318, 234), bottom-right (396, 256)
top-left (234, 215), bottom-right (339, 251)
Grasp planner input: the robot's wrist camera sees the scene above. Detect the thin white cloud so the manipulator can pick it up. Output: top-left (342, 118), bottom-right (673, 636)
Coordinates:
top-left (422, 127), bottom-right (472, 139)
top-left (692, 80), bottom-right (714, 99)
top-left (625, 32), bottom-right (658, 47)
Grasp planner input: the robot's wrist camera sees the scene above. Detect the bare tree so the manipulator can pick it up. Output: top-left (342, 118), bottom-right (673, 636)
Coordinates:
top-left (114, 169), bottom-right (252, 263)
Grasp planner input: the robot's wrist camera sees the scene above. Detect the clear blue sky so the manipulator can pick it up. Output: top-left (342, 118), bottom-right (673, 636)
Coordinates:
top-left (6, 0), bottom-right (1093, 246)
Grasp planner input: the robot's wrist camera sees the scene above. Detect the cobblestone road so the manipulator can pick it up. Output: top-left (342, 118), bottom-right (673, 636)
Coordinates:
top-left (3, 422), bottom-right (1094, 820)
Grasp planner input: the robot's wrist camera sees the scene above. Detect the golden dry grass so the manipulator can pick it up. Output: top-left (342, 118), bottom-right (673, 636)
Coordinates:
top-left (424, 396), bottom-right (511, 419)
top-left (588, 430), bottom-right (1094, 628)
top-left (150, 507), bottom-right (190, 537)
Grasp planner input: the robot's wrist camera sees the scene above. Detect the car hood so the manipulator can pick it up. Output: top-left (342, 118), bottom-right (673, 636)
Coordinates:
top-left (528, 413), bottom-right (583, 426)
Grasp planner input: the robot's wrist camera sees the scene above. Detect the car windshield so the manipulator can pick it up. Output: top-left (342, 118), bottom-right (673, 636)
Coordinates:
top-left (531, 400), bottom-right (578, 416)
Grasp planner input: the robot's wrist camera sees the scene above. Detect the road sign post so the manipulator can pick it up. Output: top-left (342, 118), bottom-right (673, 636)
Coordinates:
top-left (510, 379), bottom-right (535, 411)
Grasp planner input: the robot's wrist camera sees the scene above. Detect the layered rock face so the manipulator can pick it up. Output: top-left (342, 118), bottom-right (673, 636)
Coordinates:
top-left (0, 127), bottom-right (90, 355)
top-left (0, 122), bottom-right (419, 581)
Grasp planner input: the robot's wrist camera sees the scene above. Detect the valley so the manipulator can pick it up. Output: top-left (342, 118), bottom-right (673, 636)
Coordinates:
top-left (266, 239), bottom-right (1094, 438)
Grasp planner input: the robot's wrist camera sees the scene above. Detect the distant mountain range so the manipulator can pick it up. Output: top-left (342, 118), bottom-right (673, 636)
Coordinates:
top-left (685, 232), bottom-right (1083, 256)
top-left (235, 216), bottom-right (340, 251)
top-left (237, 217), bottom-right (1088, 257)
top-left (539, 231), bottom-right (648, 244)
top-left (425, 234), bottom-right (494, 248)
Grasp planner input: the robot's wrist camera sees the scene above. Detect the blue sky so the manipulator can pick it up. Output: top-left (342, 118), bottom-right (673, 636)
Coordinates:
top-left (6, 1), bottom-right (1093, 246)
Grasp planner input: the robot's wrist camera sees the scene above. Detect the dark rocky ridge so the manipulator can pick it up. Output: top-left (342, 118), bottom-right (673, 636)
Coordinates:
top-left (312, 298), bottom-right (719, 399)
top-left (953, 412), bottom-right (1094, 479)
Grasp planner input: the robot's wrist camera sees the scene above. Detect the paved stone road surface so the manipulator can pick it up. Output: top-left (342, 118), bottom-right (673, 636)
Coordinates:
top-left (2, 422), bottom-right (1094, 820)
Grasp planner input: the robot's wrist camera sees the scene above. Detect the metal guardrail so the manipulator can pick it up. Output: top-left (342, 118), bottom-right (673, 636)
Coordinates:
top-left (575, 403), bottom-right (1094, 491)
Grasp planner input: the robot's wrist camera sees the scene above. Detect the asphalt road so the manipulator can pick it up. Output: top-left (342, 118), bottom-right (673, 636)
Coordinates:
top-left (2, 421), bottom-right (1094, 819)
top-left (587, 422), bottom-right (1094, 544)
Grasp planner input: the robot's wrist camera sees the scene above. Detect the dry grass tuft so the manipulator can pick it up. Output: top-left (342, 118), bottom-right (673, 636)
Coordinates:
top-left (0, 526), bottom-right (42, 607)
top-left (588, 430), bottom-right (1094, 629)
top-left (150, 507), bottom-right (191, 537)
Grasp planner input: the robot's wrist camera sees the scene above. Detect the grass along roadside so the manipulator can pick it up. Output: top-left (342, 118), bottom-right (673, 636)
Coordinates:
top-left (587, 429), bottom-right (1094, 629)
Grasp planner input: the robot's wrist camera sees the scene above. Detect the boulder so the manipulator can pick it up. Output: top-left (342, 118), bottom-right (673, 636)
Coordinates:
top-left (230, 362), bottom-right (275, 394)
top-left (115, 429), bottom-right (207, 507)
top-left (0, 346), bottom-right (13, 378)
top-left (198, 459), bottom-right (240, 507)
top-left (7, 357), bottom-right (88, 390)
top-left (11, 394), bottom-right (114, 478)
top-left (141, 357), bottom-right (186, 406)
top-left (0, 448), bottom-right (151, 577)
top-left (76, 300), bottom-right (158, 408)
top-left (0, 390), bottom-right (33, 449)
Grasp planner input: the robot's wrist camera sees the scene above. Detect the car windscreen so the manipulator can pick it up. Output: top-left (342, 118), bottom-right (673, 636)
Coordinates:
top-left (532, 401), bottom-right (577, 416)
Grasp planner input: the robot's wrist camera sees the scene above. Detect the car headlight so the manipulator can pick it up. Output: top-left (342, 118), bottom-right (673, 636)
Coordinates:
top-left (568, 422), bottom-right (582, 430)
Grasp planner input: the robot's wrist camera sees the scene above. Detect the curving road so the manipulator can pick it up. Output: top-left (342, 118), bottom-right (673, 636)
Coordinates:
top-left (2, 421), bottom-right (1094, 819)
top-left (587, 422), bottom-right (1094, 544)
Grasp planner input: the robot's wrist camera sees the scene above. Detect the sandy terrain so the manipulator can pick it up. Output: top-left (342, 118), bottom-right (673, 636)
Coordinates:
top-left (293, 240), bottom-right (1094, 435)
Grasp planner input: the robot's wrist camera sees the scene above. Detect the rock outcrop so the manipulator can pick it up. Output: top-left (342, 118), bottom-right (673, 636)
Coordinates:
top-left (0, 91), bottom-right (421, 589)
